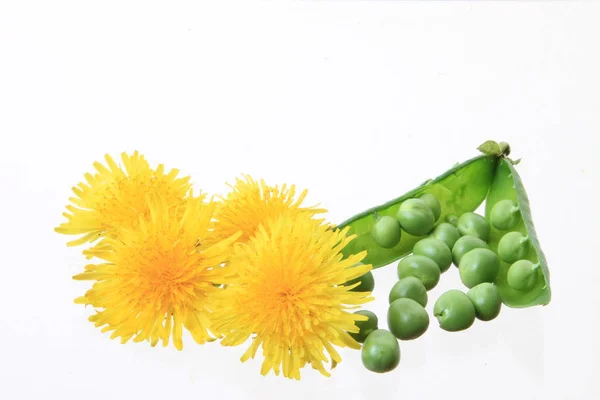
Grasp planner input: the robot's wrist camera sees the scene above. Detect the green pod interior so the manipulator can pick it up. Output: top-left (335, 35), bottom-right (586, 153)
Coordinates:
top-left (485, 159), bottom-right (551, 307)
top-left (338, 155), bottom-right (498, 269)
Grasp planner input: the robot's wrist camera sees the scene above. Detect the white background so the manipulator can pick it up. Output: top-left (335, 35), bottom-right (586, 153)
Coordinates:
top-left (1, 2), bottom-right (599, 399)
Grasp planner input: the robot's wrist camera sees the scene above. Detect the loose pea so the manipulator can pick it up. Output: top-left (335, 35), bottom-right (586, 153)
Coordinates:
top-left (419, 193), bottom-right (441, 222)
top-left (430, 222), bottom-right (461, 250)
top-left (372, 215), bottom-right (402, 248)
top-left (413, 238), bottom-right (452, 272)
top-left (457, 212), bottom-right (491, 242)
top-left (467, 283), bottom-right (502, 321)
top-left (498, 231), bottom-right (531, 264)
top-left (349, 310), bottom-right (379, 343)
top-left (361, 329), bottom-right (401, 373)
top-left (490, 199), bottom-right (521, 231)
top-left (387, 298), bottom-right (430, 340)
top-left (507, 260), bottom-right (540, 291)
top-left (346, 265), bottom-right (375, 293)
top-left (452, 235), bottom-right (490, 266)
top-left (389, 277), bottom-right (428, 307)
top-left (458, 248), bottom-right (500, 288)
top-left (433, 290), bottom-right (476, 332)
top-left (396, 198), bottom-right (435, 237)
top-left (397, 255), bottom-right (441, 290)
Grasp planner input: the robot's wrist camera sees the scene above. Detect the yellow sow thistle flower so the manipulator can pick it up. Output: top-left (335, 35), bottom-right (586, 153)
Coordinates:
top-left (55, 151), bottom-right (192, 246)
top-left (73, 195), bottom-right (241, 350)
top-left (212, 214), bottom-right (373, 379)
top-left (210, 175), bottom-right (326, 246)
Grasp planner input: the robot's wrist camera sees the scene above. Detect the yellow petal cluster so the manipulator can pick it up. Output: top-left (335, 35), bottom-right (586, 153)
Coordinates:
top-left (213, 214), bottom-right (372, 379)
top-left (57, 157), bottom-right (374, 375)
top-left (55, 151), bottom-right (191, 246)
top-left (210, 175), bottom-right (325, 246)
top-left (74, 196), bottom-right (240, 349)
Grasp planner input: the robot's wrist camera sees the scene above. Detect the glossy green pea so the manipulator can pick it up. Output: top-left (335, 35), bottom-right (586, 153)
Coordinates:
top-left (413, 238), bottom-right (452, 272)
top-left (396, 198), bottom-right (436, 237)
top-left (433, 290), bottom-right (476, 332)
top-left (507, 260), bottom-right (540, 291)
top-left (371, 216), bottom-right (402, 249)
top-left (419, 193), bottom-right (441, 221)
top-left (458, 248), bottom-right (500, 288)
top-left (389, 277), bottom-right (428, 307)
top-left (361, 329), bottom-right (401, 373)
top-left (490, 199), bottom-right (521, 231)
top-left (452, 235), bottom-right (489, 266)
top-left (387, 298), bottom-right (429, 340)
top-left (457, 212), bottom-right (491, 242)
top-left (445, 214), bottom-right (459, 226)
top-left (349, 310), bottom-right (379, 343)
top-left (467, 283), bottom-right (502, 321)
top-left (397, 255), bottom-right (441, 290)
top-left (429, 222), bottom-right (461, 250)
top-left (498, 231), bottom-right (531, 264)
top-left (346, 265), bottom-right (375, 293)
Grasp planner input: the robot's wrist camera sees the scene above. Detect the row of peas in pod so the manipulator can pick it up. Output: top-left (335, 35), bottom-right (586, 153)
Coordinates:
top-left (339, 141), bottom-right (551, 374)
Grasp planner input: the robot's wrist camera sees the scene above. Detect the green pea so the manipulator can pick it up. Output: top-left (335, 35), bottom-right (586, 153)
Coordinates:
top-left (457, 212), bottom-right (491, 242)
top-left (361, 329), bottom-right (401, 373)
top-left (387, 298), bottom-right (429, 340)
top-left (346, 265), bottom-right (375, 293)
top-left (429, 222), bottom-right (461, 250)
top-left (507, 260), bottom-right (540, 291)
top-left (458, 248), bottom-right (500, 288)
top-left (397, 255), bottom-right (441, 290)
top-left (371, 215), bottom-right (402, 249)
top-left (388, 277), bottom-right (428, 307)
top-left (467, 283), bottom-right (502, 321)
top-left (445, 214), bottom-right (459, 226)
top-left (413, 238), bottom-right (452, 273)
top-left (498, 231), bottom-right (531, 264)
top-left (419, 193), bottom-right (441, 222)
top-left (490, 199), bottom-right (521, 231)
top-left (451, 235), bottom-right (489, 266)
top-left (433, 290), bottom-right (476, 332)
top-left (396, 198), bottom-right (435, 237)
top-left (349, 310), bottom-right (379, 343)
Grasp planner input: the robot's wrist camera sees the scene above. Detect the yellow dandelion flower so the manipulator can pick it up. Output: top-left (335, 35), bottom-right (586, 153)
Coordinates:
top-left (73, 195), bottom-right (240, 350)
top-left (210, 175), bottom-right (326, 245)
top-left (212, 214), bottom-right (373, 379)
top-left (55, 151), bottom-right (192, 246)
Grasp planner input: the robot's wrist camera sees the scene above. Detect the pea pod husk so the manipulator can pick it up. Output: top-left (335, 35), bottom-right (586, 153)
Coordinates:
top-left (485, 159), bottom-right (551, 307)
top-left (338, 155), bottom-right (498, 269)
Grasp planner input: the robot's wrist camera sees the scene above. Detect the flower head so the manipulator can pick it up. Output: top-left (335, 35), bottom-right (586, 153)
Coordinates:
top-left (73, 195), bottom-right (240, 350)
top-left (210, 175), bottom-right (325, 246)
top-left (212, 214), bottom-right (373, 379)
top-left (55, 152), bottom-right (192, 246)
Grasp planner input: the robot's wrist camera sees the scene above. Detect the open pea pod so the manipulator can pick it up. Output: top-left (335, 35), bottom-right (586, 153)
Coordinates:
top-left (338, 155), bottom-right (498, 269)
top-left (485, 159), bottom-right (551, 307)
